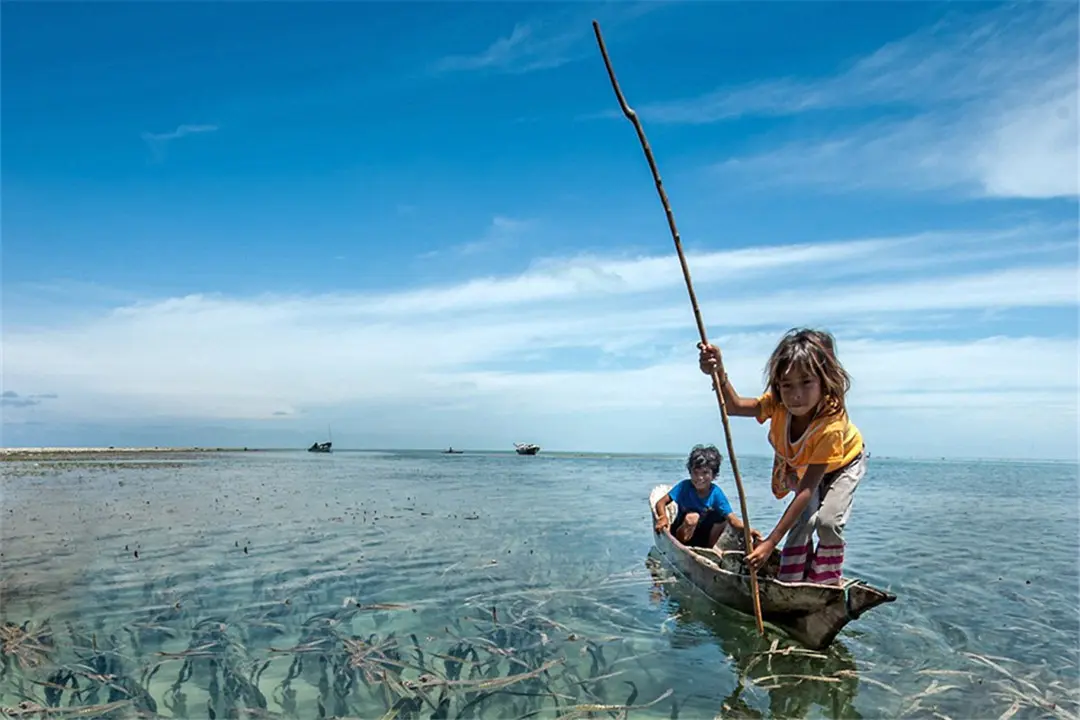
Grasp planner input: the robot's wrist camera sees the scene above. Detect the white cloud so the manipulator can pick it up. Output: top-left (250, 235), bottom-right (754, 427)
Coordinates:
top-left (3, 224), bottom-right (1077, 459)
top-left (433, 22), bottom-right (563, 74)
top-left (638, 3), bottom-right (1075, 122)
top-left (140, 124), bottom-right (218, 142)
top-left (365, 230), bottom-right (973, 317)
top-left (713, 78), bottom-right (1077, 199)
top-left (418, 216), bottom-right (534, 260)
top-left (398, 242), bottom-right (860, 313)
top-left (640, 3), bottom-right (1078, 199)
top-left (972, 71), bottom-right (1079, 199)
top-left (430, 2), bottom-right (664, 75)
top-left (140, 123), bottom-right (219, 162)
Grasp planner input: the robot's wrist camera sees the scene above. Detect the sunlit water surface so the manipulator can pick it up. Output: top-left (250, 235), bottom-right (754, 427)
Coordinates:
top-left (1, 450), bottom-right (1077, 719)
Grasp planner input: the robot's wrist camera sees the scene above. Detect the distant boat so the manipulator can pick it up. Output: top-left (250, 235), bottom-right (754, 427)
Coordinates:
top-left (514, 443), bottom-right (540, 456)
top-left (308, 424), bottom-right (333, 453)
top-left (442, 447), bottom-right (464, 454)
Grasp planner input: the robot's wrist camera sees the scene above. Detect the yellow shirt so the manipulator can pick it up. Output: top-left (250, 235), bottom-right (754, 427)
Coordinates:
top-left (756, 391), bottom-right (863, 499)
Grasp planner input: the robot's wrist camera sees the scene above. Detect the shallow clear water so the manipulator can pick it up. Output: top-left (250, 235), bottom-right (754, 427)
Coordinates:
top-left (1, 450), bottom-right (1077, 719)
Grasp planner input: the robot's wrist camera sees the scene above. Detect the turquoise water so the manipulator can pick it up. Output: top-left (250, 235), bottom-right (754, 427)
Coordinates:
top-left (1, 450), bottom-right (1077, 719)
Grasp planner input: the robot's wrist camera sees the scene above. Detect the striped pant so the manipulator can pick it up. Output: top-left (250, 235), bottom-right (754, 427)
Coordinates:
top-left (777, 450), bottom-right (866, 585)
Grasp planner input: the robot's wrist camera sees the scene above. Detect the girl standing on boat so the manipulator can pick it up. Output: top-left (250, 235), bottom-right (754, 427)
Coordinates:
top-left (697, 328), bottom-right (865, 586)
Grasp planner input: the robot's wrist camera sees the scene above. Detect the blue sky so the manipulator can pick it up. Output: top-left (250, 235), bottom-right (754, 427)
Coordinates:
top-left (3, 1), bottom-right (1077, 459)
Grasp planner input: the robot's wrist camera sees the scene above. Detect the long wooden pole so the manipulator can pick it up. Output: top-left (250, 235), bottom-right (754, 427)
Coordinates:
top-left (591, 20), bottom-right (765, 636)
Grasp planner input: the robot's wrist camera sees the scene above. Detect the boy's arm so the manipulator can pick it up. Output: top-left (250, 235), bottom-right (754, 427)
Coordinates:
top-left (653, 494), bottom-right (672, 532)
top-left (699, 343), bottom-right (761, 417)
top-left (725, 509), bottom-right (768, 544)
top-left (726, 512), bottom-right (764, 544)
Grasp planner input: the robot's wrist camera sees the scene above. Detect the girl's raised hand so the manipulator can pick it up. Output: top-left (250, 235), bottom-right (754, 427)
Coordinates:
top-left (697, 342), bottom-right (722, 376)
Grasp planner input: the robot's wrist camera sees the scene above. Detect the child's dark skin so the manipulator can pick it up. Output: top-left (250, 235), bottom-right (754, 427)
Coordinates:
top-left (699, 341), bottom-right (832, 570)
top-left (654, 465), bottom-right (762, 547)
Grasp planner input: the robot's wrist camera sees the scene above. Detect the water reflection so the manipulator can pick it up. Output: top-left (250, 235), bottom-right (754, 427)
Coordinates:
top-left (645, 548), bottom-right (861, 719)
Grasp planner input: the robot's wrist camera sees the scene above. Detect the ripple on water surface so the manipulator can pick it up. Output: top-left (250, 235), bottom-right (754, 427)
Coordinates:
top-left (1, 450), bottom-right (1077, 719)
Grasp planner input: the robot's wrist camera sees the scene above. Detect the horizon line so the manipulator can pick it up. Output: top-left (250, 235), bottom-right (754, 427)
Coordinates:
top-left (1, 445), bottom-right (1075, 465)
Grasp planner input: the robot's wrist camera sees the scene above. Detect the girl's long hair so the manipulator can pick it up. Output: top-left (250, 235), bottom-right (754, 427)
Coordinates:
top-left (764, 328), bottom-right (852, 417)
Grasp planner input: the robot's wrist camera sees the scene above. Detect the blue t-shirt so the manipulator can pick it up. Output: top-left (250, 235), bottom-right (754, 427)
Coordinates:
top-left (668, 479), bottom-right (733, 518)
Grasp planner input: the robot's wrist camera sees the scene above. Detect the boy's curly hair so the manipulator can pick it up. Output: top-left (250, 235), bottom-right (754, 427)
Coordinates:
top-left (686, 444), bottom-right (723, 476)
top-left (765, 328), bottom-right (852, 416)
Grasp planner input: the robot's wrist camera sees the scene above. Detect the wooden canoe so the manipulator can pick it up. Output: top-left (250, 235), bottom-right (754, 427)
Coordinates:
top-left (649, 484), bottom-right (896, 650)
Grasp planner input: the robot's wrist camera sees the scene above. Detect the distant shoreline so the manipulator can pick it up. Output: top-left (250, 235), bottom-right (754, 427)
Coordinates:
top-left (0, 446), bottom-right (1072, 465)
top-left (0, 446), bottom-right (698, 464)
top-left (0, 446), bottom-right (255, 461)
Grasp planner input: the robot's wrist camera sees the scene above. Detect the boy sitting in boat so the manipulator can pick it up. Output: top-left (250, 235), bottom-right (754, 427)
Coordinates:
top-left (653, 444), bottom-right (763, 549)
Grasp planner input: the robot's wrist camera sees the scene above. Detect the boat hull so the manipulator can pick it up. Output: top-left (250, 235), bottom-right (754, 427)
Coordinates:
top-left (649, 484), bottom-right (894, 650)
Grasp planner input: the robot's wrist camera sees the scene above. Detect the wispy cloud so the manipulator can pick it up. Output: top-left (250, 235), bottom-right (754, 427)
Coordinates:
top-left (140, 124), bottom-right (219, 142)
top-left (638, 3), bottom-right (1074, 122)
top-left (3, 223), bottom-right (1076, 458)
top-left (712, 76), bottom-right (1077, 199)
top-left (140, 123), bottom-right (219, 162)
top-left (638, 3), bottom-right (1077, 200)
top-left (1, 391), bottom-right (59, 408)
top-left (431, 2), bottom-right (663, 75)
top-left (432, 22), bottom-right (570, 74)
top-left (377, 225), bottom-right (1070, 316)
top-left (419, 216), bottom-right (534, 260)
